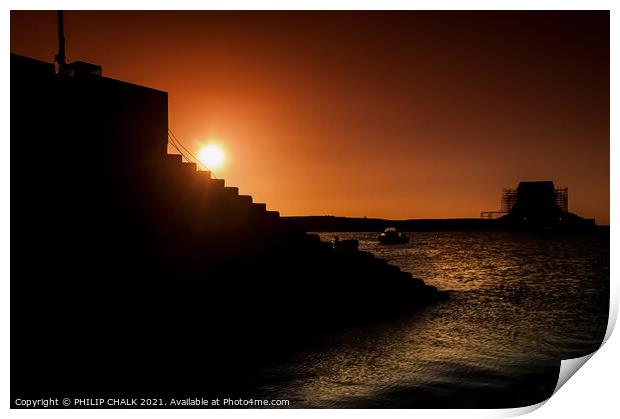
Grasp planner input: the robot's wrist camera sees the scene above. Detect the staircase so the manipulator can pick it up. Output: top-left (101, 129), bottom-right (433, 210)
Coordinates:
top-left (161, 153), bottom-right (280, 230)
top-left (159, 152), bottom-right (447, 303)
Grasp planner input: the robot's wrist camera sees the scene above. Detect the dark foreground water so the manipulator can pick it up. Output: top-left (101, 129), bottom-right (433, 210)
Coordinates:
top-left (251, 231), bottom-right (609, 408)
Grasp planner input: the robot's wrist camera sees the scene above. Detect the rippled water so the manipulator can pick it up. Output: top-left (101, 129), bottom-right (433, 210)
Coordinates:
top-left (253, 231), bottom-right (609, 408)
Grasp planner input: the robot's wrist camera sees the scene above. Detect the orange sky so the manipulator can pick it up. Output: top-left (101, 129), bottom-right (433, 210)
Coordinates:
top-left (10, 11), bottom-right (610, 224)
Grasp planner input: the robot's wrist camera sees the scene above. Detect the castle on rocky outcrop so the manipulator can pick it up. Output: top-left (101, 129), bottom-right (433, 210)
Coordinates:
top-left (11, 53), bottom-right (446, 399)
top-left (484, 181), bottom-right (596, 229)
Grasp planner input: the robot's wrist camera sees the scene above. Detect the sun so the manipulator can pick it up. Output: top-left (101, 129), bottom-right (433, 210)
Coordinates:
top-left (198, 144), bottom-right (225, 169)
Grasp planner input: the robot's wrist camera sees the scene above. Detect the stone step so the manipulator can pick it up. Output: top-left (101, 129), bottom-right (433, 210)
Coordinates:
top-left (207, 178), bottom-right (225, 188)
top-left (252, 203), bottom-right (266, 212)
top-left (196, 169), bottom-right (212, 179)
top-left (166, 154), bottom-right (182, 164)
top-left (266, 210), bottom-right (280, 219)
top-left (224, 186), bottom-right (239, 197)
top-left (237, 195), bottom-right (252, 205)
top-left (375, 258), bottom-right (388, 265)
top-left (181, 162), bottom-right (197, 171)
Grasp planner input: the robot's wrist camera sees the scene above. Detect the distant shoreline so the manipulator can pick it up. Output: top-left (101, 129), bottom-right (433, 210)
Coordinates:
top-left (283, 215), bottom-right (605, 232)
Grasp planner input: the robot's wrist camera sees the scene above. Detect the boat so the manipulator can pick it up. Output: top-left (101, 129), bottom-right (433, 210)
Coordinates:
top-left (377, 227), bottom-right (410, 244)
top-left (331, 236), bottom-right (359, 251)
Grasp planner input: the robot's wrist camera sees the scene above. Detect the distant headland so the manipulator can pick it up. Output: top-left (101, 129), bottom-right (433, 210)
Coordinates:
top-left (285, 181), bottom-right (599, 232)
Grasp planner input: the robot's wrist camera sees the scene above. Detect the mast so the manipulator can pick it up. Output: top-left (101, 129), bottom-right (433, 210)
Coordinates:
top-left (55, 11), bottom-right (67, 74)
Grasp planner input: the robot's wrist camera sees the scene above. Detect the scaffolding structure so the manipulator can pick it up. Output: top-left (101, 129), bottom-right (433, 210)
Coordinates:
top-left (501, 188), bottom-right (518, 213)
top-left (480, 185), bottom-right (568, 218)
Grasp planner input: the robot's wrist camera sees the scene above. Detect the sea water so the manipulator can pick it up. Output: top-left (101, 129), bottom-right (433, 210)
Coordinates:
top-left (251, 231), bottom-right (609, 408)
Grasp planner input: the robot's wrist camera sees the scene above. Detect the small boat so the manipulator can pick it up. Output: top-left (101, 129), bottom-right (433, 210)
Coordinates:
top-left (377, 227), bottom-right (410, 244)
top-left (331, 236), bottom-right (359, 251)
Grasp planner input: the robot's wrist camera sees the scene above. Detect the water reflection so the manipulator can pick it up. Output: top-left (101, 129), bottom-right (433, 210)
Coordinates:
top-left (254, 231), bottom-right (608, 408)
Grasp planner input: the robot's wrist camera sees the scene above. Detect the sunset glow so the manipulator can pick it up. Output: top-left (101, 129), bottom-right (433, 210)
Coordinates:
top-left (198, 144), bottom-right (225, 169)
top-left (9, 11), bottom-right (610, 223)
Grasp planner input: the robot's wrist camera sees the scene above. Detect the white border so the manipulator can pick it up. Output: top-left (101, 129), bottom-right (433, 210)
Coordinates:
top-left (3, 2), bottom-right (617, 418)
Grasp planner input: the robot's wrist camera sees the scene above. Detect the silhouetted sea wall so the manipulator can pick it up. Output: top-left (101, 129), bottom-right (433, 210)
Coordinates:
top-left (11, 53), bottom-right (447, 401)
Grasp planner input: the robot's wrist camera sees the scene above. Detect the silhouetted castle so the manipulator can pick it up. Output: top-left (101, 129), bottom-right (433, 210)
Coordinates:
top-left (499, 182), bottom-right (568, 214)
top-left (478, 181), bottom-right (594, 229)
top-left (11, 53), bottom-right (446, 401)
top-left (494, 181), bottom-right (595, 229)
